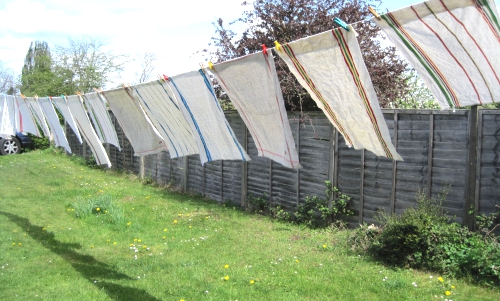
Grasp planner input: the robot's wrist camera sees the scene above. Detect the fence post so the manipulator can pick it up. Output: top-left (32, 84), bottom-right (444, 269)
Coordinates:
top-left (427, 113), bottom-right (435, 198)
top-left (241, 125), bottom-right (248, 207)
top-left (183, 156), bottom-right (189, 193)
top-left (140, 156), bottom-right (145, 179)
top-left (296, 118), bottom-right (301, 207)
top-left (390, 111), bottom-right (399, 213)
top-left (359, 149), bottom-right (365, 224)
top-left (328, 126), bottom-right (339, 211)
top-left (465, 106), bottom-right (479, 230)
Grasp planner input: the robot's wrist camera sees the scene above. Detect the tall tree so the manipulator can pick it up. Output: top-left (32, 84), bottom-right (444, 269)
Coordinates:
top-left (135, 52), bottom-right (157, 84)
top-left (19, 41), bottom-right (60, 96)
top-left (210, 0), bottom-right (409, 109)
top-left (54, 36), bottom-right (129, 93)
top-left (0, 61), bottom-right (15, 95)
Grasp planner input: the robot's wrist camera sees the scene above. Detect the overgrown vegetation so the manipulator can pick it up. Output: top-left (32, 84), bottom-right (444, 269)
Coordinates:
top-left (246, 181), bottom-right (353, 228)
top-left (348, 191), bottom-right (500, 286)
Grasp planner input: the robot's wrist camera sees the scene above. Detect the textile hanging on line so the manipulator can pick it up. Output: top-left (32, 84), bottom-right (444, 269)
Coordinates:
top-left (26, 97), bottom-right (51, 138)
top-left (373, 0), bottom-right (500, 109)
top-left (52, 96), bottom-right (82, 144)
top-left (37, 97), bottom-right (72, 153)
top-left (276, 28), bottom-right (402, 161)
top-left (101, 87), bottom-right (167, 156)
top-left (83, 92), bottom-right (121, 150)
top-left (211, 52), bottom-right (301, 169)
top-left (132, 80), bottom-right (198, 158)
top-left (168, 70), bottom-right (251, 165)
top-left (0, 95), bottom-right (15, 138)
top-left (14, 96), bottom-right (41, 137)
top-left (66, 95), bottom-right (111, 167)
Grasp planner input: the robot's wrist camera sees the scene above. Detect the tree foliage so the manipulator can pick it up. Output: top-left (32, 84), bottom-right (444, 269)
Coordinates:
top-left (135, 52), bottom-right (157, 84)
top-left (210, 0), bottom-right (409, 110)
top-left (390, 70), bottom-right (440, 109)
top-left (0, 61), bottom-right (15, 95)
top-left (53, 36), bottom-right (129, 93)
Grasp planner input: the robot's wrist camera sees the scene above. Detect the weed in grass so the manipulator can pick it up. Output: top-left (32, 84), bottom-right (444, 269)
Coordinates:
top-left (69, 194), bottom-right (123, 224)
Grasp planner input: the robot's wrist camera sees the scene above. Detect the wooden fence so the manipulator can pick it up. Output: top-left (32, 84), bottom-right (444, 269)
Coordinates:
top-left (66, 109), bottom-right (500, 228)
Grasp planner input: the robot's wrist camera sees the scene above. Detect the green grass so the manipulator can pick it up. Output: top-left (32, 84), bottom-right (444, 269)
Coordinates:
top-left (0, 149), bottom-right (499, 301)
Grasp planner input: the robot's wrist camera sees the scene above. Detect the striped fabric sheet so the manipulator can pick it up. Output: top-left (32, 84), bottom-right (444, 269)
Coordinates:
top-left (52, 96), bottom-right (82, 144)
top-left (132, 80), bottom-right (198, 158)
top-left (211, 52), bottom-right (301, 169)
top-left (276, 28), bottom-right (402, 161)
top-left (14, 96), bottom-right (41, 137)
top-left (0, 95), bottom-right (15, 138)
top-left (169, 70), bottom-right (250, 165)
top-left (38, 97), bottom-right (71, 153)
top-left (374, 0), bottom-right (500, 108)
top-left (83, 92), bottom-right (121, 150)
top-left (66, 95), bottom-right (111, 167)
top-left (101, 87), bottom-right (167, 156)
top-left (26, 97), bottom-right (51, 138)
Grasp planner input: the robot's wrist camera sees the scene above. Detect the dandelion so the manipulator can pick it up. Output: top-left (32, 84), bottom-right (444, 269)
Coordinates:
top-left (438, 277), bottom-right (444, 283)
top-left (223, 276), bottom-right (229, 281)
top-left (224, 264), bottom-right (229, 269)
top-left (113, 242), bottom-right (117, 245)
top-left (162, 236), bottom-right (166, 240)
top-left (451, 285), bottom-right (455, 289)
top-left (42, 227), bottom-right (46, 231)
top-left (322, 244), bottom-right (327, 249)
top-left (96, 207), bottom-right (100, 211)
top-left (107, 239), bottom-right (111, 242)
top-left (445, 291), bottom-right (451, 296)
top-left (189, 226), bottom-right (192, 229)
top-left (295, 259), bottom-right (299, 263)
top-left (18, 243), bottom-right (22, 246)
top-left (91, 245), bottom-right (94, 249)
top-left (12, 242), bottom-right (15, 246)
top-left (132, 208), bottom-right (135, 210)
top-left (250, 279), bottom-right (255, 284)
top-left (173, 220), bottom-right (178, 224)
top-left (127, 222), bottom-right (132, 226)
top-left (138, 239), bottom-right (142, 243)
top-left (164, 228), bottom-right (168, 232)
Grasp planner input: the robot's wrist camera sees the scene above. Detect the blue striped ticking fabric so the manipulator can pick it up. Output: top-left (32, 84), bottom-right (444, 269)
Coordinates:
top-left (83, 92), bottom-right (121, 150)
top-left (169, 70), bottom-right (250, 165)
top-left (132, 80), bottom-right (198, 158)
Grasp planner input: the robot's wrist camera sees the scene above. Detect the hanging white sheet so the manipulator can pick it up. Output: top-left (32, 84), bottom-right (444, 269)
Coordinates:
top-left (14, 96), bottom-right (41, 137)
top-left (101, 87), bottom-right (167, 156)
top-left (66, 95), bottom-right (111, 167)
top-left (26, 97), bottom-right (51, 138)
top-left (52, 96), bottom-right (82, 144)
top-left (83, 92), bottom-right (121, 150)
top-left (168, 70), bottom-right (250, 165)
top-left (276, 28), bottom-right (402, 161)
top-left (38, 97), bottom-right (71, 153)
top-left (132, 80), bottom-right (198, 158)
top-left (211, 52), bottom-right (301, 169)
top-left (373, 0), bottom-right (500, 108)
top-left (0, 95), bottom-right (15, 138)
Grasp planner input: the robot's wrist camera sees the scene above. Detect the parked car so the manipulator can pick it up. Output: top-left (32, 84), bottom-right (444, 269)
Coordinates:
top-left (0, 132), bottom-right (32, 155)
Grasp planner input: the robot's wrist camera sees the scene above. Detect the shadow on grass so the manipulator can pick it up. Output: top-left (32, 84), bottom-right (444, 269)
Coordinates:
top-left (0, 210), bottom-right (161, 301)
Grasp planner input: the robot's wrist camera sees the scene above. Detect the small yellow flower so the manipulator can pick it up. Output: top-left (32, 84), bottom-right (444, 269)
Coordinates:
top-left (71, 209), bottom-right (75, 212)
top-left (12, 242), bottom-right (16, 246)
top-left (295, 259), bottom-right (299, 263)
top-left (67, 208), bottom-right (71, 212)
top-left (180, 299), bottom-right (185, 301)
top-left (138, 239), bottom-right (142, 243)
top-left (113, 242), bottom-right (117, 245)
top-left (42, 227), bottom-right (46, 231)
top-left (90, 245), bottom-right (94, 249)
top-left (164, 228), bottom-right (168, 232)
top-left (127, 222), bottom-right (132, 226)
top-left (132, 208), bottom-right (135, 210)
top-left (96, 207), bottom-right (101, 211)
top-left (173, 220), bottom-right (178, 224)
top-left (189, 226), bottom-right (192, 229)
top-left (178, 213), bottom-right (182, 217)
top-left (250, 279), bottom-right (255, 284)
top-left (106, 239), bottom-right (110, 242)
top-left (438, 277), bottom-right (444, 283)
top-left (322, 244), bottom-right (327, 249)
top-left (223, 275), bottom-right (229, 281)
top-left (162, 236), bottom-right (166, 240)
top-left (445, 291), bottom-right (451, 296)
top-left (130, 243), bottom-right (134, 246)
top-left (104, 210), bottom-right (108, 214)
top-left (18, 243), bottom-right (22, 246)
top-left (451, 285), bottom-right (455, 289)
top-left (143, 245), bottom-right (147, 249)
top-left (224, 264), bottom-right (229, 269)
top-left (134, 238), bottom-right (138, 242)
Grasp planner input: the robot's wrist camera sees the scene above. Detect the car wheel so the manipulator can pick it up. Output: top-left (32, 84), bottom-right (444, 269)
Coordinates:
top-left (1, 137), bottom-right (21, 155)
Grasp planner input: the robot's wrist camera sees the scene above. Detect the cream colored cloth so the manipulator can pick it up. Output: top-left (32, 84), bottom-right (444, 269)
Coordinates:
top-left (83, 92), bottom-right (121, 150)
top-left (66, 95), bottom-right (111, 167)
top-left (169, 70), bottom-right (250, 165)
top-left (276, 29), bottom-right (402, 161)
top-left (14, 96), bottom-right (41, 137)
top-left (373, 0), bottom-right (500, 108)
top-left (211, 52), bottom-right (301, 169)
top-left (38, 97), bottom-right (71, 153)
top-left (52, 96), bottom-right (82, 144)
top-left (101, 87), bottom-right (167, 156)
top-left (26, 97), bottom-right (51, 138)
top-left (132, 80), bottom-right (198, 158)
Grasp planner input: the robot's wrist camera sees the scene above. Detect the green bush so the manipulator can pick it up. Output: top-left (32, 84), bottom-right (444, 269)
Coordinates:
top-left (359, 190), bottom-right (500, 285)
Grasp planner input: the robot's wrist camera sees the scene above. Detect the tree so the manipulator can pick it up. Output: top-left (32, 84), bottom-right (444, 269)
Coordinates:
top-left (0, 61), bottom-right (15, 95)
top-left (390, 70), bottom-right (440, 109)
top-left (54, 36), bottom-right (129, 93)
top-left (210, 0), bottom-right (409, 110)
top-left (19, 41), bottom-right (60, 96)
top-left (135, 52), bottom-right (157, 84)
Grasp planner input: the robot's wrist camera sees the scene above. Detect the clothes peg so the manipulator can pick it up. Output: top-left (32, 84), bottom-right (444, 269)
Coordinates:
top-left (274, 41), bottom-right (282, 52)
top-left (208, 61), bottom-right (214, 69)
top-left (261, 44), bottom-right (268, 56)
top-left (368, 6), bottom-right (381, 20)
top-left (334, 17), bottom-right (350, 31)
top-left (162, 74), bottom-right (170, 82)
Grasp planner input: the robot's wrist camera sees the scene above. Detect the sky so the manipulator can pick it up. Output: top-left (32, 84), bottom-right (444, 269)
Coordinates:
top-left (0, 0), bottom-right (498, 88)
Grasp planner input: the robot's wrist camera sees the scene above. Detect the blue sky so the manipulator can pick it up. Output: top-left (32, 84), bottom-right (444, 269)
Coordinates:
top-left (0, 0), bottom-right (498, 88)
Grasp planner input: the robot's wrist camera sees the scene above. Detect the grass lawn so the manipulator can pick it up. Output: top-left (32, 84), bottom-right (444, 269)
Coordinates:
top-left (0, 149), bottom-right (499, 301)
